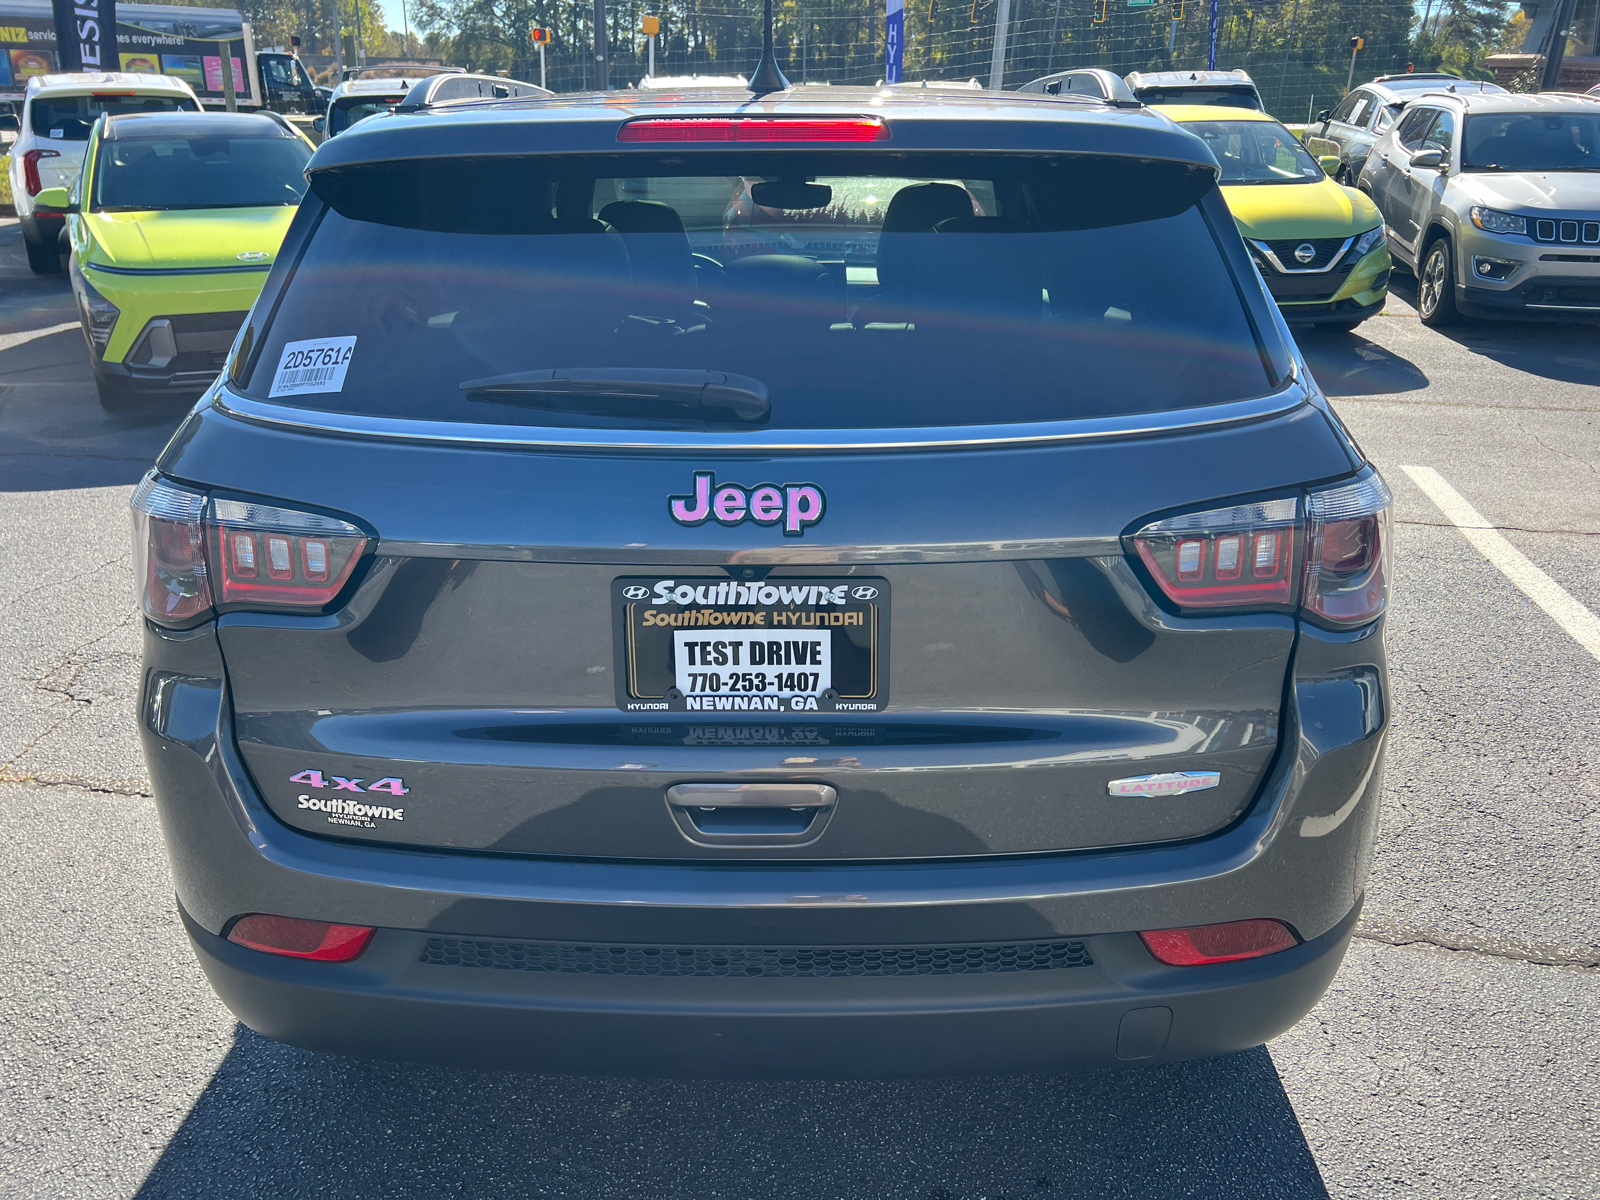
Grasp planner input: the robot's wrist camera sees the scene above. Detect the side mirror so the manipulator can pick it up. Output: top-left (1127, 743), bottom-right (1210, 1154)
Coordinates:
top-left (1409, 148), bottom-right (1445, 170)
top-left (33, 186), bottom-right (77, 214)
top-left (1317, 109), bottom-right (1331, 123)
top-left (1319, 154), bottom-right (1342, 176)
top-left (0, 112), bottom-right (19, 132)
top-left (312, 116), bottom-right (325, 132)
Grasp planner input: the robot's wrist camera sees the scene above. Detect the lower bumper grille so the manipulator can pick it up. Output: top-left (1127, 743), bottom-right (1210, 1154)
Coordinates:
top-left (420, 937), bottom-right (1094, 978)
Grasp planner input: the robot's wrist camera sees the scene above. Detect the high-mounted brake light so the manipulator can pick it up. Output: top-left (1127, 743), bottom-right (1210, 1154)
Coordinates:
top-left (617, 117), bottom-right (888, 143)
top-left (130, 473), bottom-right (370, 627)
top-left (1139, 919), bottom-right (1299, 966)
top-left (22, 148), bottom-right (60, 196)
top-left (227, 914), bottom-right (375, 962)
top-left (1128, 469), bottom-right (1392, 626)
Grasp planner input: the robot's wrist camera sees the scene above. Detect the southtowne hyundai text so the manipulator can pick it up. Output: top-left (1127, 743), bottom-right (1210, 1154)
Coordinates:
top-left (134, 85), bottom-right (1392, 1076)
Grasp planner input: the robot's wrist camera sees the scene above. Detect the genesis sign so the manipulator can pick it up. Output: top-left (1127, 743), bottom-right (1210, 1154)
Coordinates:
top-left (50, 0), bottom-right (118, 73)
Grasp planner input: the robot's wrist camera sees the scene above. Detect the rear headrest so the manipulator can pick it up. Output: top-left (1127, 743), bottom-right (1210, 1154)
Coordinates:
top-left (932, 216), bottom-right (1032, 235)
top-left (882, 182), bottom-right (974, 233)
top-left (599, 200), bottom-right (688, 235)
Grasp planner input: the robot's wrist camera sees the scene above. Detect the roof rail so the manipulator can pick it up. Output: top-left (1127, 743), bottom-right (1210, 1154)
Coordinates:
top-left (394, 72), bottom-right (552, 112)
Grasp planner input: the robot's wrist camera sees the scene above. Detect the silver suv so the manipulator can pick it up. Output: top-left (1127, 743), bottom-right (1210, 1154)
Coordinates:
top-left (1358, 92), bottom-right (1600, 324)
top-left (1305, 74), bottom-right (1506, 187)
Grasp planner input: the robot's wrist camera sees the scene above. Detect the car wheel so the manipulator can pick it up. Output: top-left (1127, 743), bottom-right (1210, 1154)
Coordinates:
top-left (24, 230), bottom-right (63, 275)
top-left (1418, 237), bottom-right (1462, 327)
top-left (1336, 165), bottom-right (1354, 187)
top-left (95, 377), bottom-right (142, 412)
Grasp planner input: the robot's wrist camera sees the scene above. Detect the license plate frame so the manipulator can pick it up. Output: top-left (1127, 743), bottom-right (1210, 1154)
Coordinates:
top-left (612, 576), bottom-right (890, 714)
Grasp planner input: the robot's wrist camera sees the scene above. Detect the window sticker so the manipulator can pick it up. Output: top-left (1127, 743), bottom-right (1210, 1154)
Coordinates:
top-left (270, 336), bottom-right (356, 398)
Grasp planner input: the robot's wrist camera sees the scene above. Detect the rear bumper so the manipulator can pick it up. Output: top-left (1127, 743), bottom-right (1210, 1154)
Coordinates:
top-left (181, 898), bottom-right (1362, 1078)
top-left (141, 606), bottom-right (1386, 1075)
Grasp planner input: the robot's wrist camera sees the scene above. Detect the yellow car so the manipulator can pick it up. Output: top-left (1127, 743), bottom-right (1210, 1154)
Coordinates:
top-left (1157, 105), bottom-right (1391, 331)
top-left (34, 110), bottom-right (312, 409)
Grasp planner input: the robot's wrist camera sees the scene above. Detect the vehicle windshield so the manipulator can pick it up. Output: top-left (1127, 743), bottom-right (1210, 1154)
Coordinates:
top-left (94, 131), bottom-right (311, 211)
top-left (1462, 112), bottom-right (1600, 172)
top-left (330, 96), bottom-right (407, 135)
top-left (241, 151), bottom-right (1282, 432)
top-left (1143, 88), bottom-right (1261, 109)
top-left (30, 94), bottom-right (197, 141)
top-left (1183, 120), bottom-right (1325, 184)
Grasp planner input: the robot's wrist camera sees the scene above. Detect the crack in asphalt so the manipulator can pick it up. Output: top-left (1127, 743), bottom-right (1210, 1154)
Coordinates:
top-left (1396, 518), bottom-right (1600, 537)
top-left (1, 611), bottom-right (139, 777)
top-left (1355, 917), bottom-right (1600, 973)
top-left (1333, 396), bottom-right (1600, 413)
top-left (1, 553), bottom-right (130, 613)
top-left (0, 771), bottom-right (150, 798)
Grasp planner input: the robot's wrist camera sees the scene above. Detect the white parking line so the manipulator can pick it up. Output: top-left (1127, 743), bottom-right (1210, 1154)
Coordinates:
top-left (0, 322), bottom-right (78, 352)
top-left (1402, 464), bottom-right (1600, 663)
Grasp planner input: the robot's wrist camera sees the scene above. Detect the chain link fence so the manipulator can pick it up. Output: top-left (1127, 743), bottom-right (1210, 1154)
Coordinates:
top-left (482, 0), bottom-right (1419, 121)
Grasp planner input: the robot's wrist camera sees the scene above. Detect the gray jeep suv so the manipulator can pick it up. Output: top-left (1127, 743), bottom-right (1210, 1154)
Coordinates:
top-left (133, 84), bottom-right (1391, 1077)
top-left (1359, 91), bottom-right (1600, 324)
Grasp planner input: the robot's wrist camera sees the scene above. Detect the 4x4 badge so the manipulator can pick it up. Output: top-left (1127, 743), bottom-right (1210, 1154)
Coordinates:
top-left (670, 471), bottom-right (825, 537)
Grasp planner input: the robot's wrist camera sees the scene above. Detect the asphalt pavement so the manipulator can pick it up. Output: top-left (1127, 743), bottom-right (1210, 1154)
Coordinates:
top-left (2, 213), bottom-right (1597, 1199)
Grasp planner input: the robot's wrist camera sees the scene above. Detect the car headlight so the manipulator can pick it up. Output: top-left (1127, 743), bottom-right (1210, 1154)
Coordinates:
top-left (1470, 206), bottom-right (1527, 235)
top-left (70, 261), bottom-right (120, 357)
top-left (1353, 225), bottom-right (1386, 258)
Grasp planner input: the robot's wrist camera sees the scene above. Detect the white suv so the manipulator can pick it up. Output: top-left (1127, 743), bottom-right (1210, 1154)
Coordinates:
top-left (4, 72), bottom-right (199, 275)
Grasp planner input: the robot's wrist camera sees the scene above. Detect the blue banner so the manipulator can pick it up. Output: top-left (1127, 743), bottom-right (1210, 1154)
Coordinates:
top-left (885, 0), bottom-right (903, 84)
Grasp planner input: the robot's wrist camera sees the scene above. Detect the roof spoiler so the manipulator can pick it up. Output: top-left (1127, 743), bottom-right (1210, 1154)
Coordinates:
top-left (395, 72), bottom-right (552, 113)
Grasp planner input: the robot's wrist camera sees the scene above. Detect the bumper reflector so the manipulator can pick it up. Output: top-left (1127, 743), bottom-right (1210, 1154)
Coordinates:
top-left (1138, 919), bottom-right (1299, 966)
top-left (227, 914), bottom-right (375, 962)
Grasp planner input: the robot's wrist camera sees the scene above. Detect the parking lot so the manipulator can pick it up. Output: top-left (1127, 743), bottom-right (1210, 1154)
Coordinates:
top-left (2, 206), bottom-right (1597, 1198)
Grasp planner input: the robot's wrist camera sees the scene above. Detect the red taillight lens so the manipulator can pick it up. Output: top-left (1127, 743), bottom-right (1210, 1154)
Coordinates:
top-left (1139, 919), bottom-right (1299, 966)
top-left (1132, 497), bottom-right (1300, 610)
top-left (617, 117), bottom-right (889, 143)
top-left (210, 497), bottom-right (368, 608)
top-left (227, 914), bottom-right (375, 962)
top-left (130, 473), bottom-right (370, 627)
top-left (1303, 474), bottom-right (1392, 627)
top-left (22, 148), bottom-right (61, 196)
top-left (130, 475), bottom-right (213, 625)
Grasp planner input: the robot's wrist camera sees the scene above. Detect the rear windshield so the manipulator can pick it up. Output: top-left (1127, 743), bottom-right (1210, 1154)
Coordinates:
top-left (241, 151), bottom-right (1279, 431)
top-left (330, 95), bottom-right (407, 135)
top-left (94, 131), bottom-right (311, 211)
top-left (30, 94), bottom-right (197, 141)
top-left (1141, 88), bottom-right (1261, 110)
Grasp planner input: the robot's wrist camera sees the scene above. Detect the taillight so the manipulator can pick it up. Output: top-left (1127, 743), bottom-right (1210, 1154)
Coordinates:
top-left (1302, 474), bottom-right (1392, 627)
top-left (129, 473), bottom-right (370, 627)
top-left (1132, 497), bottom-right (1299, 610)
top-left (130, 475), bottom-right (212, 625)
top-left (209, 497), bottom-right (367, 608)
top-left (22, 148), bottom-right (61, 196)
top-left (1127, 469), bottom-right (1392, 627)
top-left (227, 914), bottom-right (375, 962)
top-left (1139, 919), bottom-right (1299, 966)
top-left (617, 117), bottom-right (889, 143)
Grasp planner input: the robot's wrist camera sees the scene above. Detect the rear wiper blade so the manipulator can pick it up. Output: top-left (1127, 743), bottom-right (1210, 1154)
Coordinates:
top-left (460, 368), bottom-right (770, 423)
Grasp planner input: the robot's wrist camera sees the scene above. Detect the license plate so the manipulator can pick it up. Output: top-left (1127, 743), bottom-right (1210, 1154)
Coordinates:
top-left (613, 576), bottom-right (889, 714)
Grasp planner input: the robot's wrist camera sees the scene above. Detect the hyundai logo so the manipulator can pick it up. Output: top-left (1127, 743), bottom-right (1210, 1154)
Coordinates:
top-left (622, 585), bottom-right (651, 600)
top-left (851, 586), bottom-right (879, 599)
top-left (236, 250), bottom-right (271, 262)
top-left (1293, 242), bottom-right (1317, 265)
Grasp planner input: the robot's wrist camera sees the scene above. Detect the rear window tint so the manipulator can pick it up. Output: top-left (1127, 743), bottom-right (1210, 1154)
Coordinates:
top-left (242, 151), bottom-right (1278, 431)
top-left (30, 94), bottom-right (196, 140)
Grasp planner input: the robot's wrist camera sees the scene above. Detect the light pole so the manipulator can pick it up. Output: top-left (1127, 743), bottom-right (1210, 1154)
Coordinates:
top-left (1345, 35), bottom-right (1363, 97)
top-left (643, 13), bottom-right (658, 78)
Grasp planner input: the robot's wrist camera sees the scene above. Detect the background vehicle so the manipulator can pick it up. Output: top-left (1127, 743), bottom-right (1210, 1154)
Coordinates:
top-left (1125, 69), bottom-right (1262, 110)
top-left (1305, 74), bottom-right (1506, 186)
top-left (136, 87), bottom-right (1391, 1078)
top-left (321, 69), bottom-right (546, 135)
top-left (1015, 68), bottom-right (1137, 102)
top-left (37, 110), bottom-right (311, 406)
top-left (1358, 92), bottom-right (1600, 325)
top-left (257, 51), bottom-right (321, 113)
top-left (0, 2), bottom-right (265, 112)
top-left (1163, 105), bottom-right (1390, 329)
top-left (5, 71), bottom-right (198, 275)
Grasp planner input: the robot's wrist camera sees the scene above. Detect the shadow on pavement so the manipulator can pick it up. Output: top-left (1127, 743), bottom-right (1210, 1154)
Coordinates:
top-left (133, 1026), bottom-right (1330, 1199)
top-left (1385, 270), bottom-right (1600, 389)
top-left (1296, 325), bottom-right (1430, 397)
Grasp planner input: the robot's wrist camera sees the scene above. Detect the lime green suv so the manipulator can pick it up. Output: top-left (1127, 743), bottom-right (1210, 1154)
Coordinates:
top-left (35, 110), bottom-right (312, 409)
top-left (1159, 105), bottom-right (1391, 331)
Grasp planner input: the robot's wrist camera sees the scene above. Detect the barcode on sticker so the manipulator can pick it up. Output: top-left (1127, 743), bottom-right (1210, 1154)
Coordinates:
top-left (270, 337), bottom-right (357, 398)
